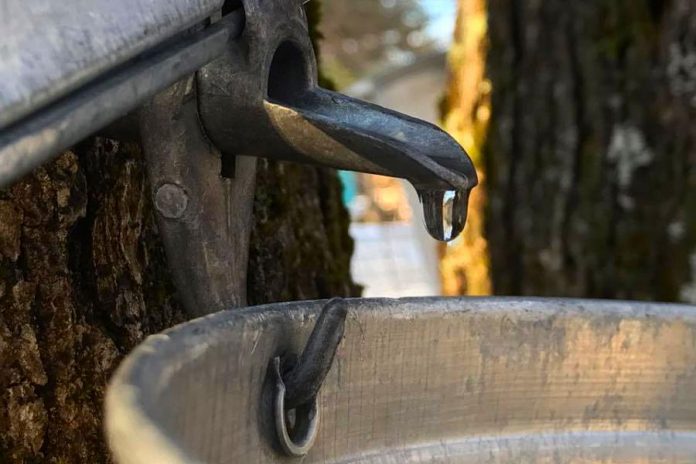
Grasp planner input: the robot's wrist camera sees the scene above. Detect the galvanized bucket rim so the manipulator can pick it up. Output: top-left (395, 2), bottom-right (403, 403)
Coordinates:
top-left (105, 296), bottom-right (696, 464)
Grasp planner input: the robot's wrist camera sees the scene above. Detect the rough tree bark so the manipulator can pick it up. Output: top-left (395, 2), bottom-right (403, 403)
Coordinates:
top-left (483, 0), bottom-right (696, 300)
top-left (0, 4), bottom-right (359, 463)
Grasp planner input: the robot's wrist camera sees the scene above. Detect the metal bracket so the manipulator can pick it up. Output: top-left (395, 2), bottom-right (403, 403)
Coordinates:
top-left (140, 0), bottom-right (319, 316)
top-left (140, 76), bottom-right (257, 316)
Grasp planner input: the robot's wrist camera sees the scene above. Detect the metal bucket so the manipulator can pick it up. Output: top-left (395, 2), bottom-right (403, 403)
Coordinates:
top-left (105, 297), bottom-right (696, 463)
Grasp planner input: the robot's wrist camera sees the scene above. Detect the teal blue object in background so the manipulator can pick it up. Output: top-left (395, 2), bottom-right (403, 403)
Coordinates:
top-left (420, 0), bottom-right (456, 48)
top-left (338, 170), bottom-right (357, 206)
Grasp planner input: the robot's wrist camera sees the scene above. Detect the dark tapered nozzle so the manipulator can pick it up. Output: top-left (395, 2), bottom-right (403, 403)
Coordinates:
top-left (264, 88), bottom-right (478, 192)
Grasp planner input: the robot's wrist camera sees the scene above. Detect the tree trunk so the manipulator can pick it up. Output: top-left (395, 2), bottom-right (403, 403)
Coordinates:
top-left (440, 0), bottom-right (492, 297)
top-left (481, 0), bottom-right (696, 300)
top-left (0, 5), bottom-right (359, 463)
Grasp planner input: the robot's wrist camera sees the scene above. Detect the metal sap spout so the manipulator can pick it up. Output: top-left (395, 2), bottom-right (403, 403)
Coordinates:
top-left (260, 87), bottom-right (478, 241)
top-left (194, 8), bottom-right (477, 241)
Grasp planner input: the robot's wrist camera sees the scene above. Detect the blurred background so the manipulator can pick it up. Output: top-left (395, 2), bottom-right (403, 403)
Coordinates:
top-left (317, 0), bottom-right (696, 303)
top-left (317, 0), bottom-right (486, 298)
top-left (318, 0), bottom-right (467, 297)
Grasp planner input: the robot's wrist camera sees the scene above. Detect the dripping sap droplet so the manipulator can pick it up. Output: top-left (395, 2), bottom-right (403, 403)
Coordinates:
top-left (418, 189), bottom-right (471, 242)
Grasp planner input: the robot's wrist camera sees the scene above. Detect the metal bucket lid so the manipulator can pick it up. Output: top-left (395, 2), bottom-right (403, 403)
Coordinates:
top-left (105, 297), bottom-right (696, 463)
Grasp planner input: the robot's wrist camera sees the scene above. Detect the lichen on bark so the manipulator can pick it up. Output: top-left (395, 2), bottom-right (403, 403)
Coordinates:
top-left (483, 0), bottom-right (696, 300)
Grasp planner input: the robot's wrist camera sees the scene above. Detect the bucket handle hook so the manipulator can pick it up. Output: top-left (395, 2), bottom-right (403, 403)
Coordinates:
top-left (272, 298), bottom-right (348, 456)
